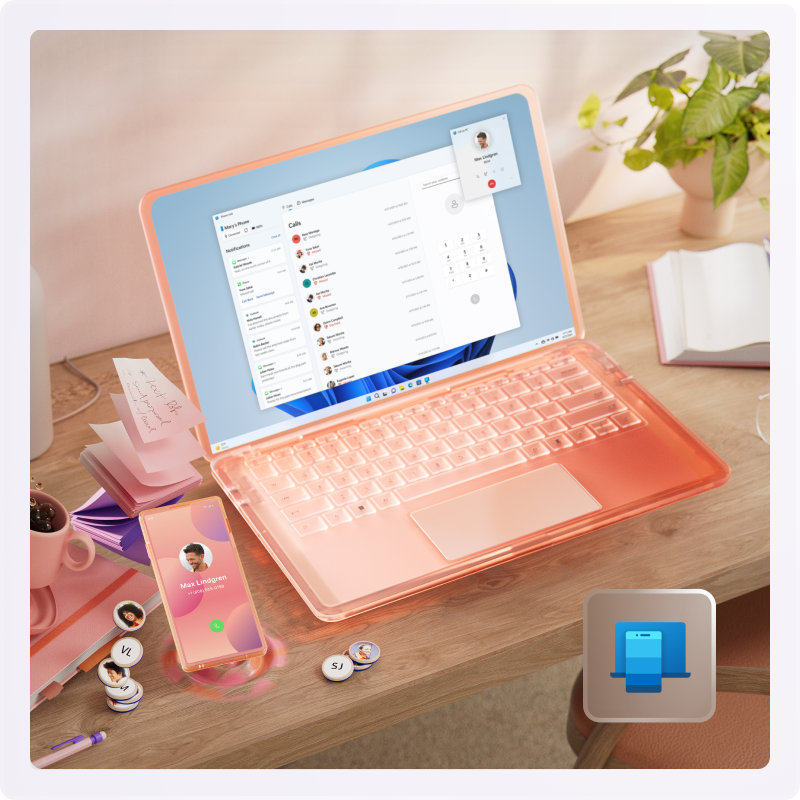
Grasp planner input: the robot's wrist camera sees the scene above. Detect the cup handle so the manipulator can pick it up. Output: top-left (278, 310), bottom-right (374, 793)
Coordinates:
top-left (62, 530), bottom-right (96, 572)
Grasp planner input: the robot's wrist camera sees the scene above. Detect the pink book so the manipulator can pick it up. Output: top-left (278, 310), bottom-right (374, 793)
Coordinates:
top-left (30, 548), bottom-right (160, 709)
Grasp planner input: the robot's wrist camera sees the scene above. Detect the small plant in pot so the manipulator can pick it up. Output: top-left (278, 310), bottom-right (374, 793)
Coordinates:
top-left (578, 31), bottom-right (769, 236)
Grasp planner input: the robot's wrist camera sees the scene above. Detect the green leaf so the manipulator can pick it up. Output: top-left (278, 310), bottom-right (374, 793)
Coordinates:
top-left (654, 70), bottom-right (687, 89)
top-left (587, 145), bottom-right (604, 152)
top-left (720, 116), bottom-right (747, 137)
top-left (711, 134), bottom-right (749, 207)
top-left (653, 108), bottom-right (685, 168)
top-left (700, 31), bottom-right (737, 42)
top-left (657, 48), bottom-right (691, 71)
top-left (601, 116), bottom-right (628, 129)
top-left (648, 82), bottom-right (673, 110)
top-left (727, 86), bottom-right (762, 108)
top-left (682, 84), bottom-right (760, 140)
top-left (615, 70), bottom-right (654, 102)
top-left (623, 147), bottom-right (655, 171)
top-left (653, 109), bottom-right (711, 169)
top-left (578, 93), bottom-right (601, 129)
top-left (759, 197), bottom-right (770, 212)
top-left (703, 31), bottom-right (770, 76)
top-left (703, 59), bottom-right (731, 92)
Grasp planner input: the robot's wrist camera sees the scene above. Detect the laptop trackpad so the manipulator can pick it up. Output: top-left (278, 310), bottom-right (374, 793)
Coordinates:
top-left (411, 464), bottom-right (601, 561)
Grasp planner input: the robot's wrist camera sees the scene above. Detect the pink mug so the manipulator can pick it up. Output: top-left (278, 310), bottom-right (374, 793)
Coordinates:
top-left (30, 490), bottom-right (96, 590)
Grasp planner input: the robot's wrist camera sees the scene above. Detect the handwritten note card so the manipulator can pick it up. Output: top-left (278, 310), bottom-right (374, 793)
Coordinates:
top-left (113, 358), bottom-right (205, 443)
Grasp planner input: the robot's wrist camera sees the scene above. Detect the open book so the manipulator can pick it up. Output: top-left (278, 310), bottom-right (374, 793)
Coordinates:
top-left (646, 242), bottom-right (769, 366)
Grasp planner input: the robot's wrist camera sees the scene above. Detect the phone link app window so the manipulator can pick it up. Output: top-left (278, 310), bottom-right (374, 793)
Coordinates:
top-left (213, 144), bottom-right (521, 414)
top-left (148, 503), bottom-right (262, 666)
top-left (450, 114), bottom-right (522, 201)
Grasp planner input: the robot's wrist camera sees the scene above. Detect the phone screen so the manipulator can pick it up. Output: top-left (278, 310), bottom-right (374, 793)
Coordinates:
top-left (140, 498), bottom-right (266, 670)
top-left (625, 631), bottom-right (662, 693)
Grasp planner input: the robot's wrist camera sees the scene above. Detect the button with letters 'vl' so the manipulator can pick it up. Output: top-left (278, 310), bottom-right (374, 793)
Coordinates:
top-left (110, 637), bottom-right (144, 668)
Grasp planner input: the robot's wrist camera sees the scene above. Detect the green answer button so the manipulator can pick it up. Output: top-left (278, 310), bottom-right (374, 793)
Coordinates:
top-left (210, 619), bottom-right (224, 632)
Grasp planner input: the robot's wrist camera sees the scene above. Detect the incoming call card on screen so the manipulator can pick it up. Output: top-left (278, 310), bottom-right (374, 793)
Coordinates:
top-left (140, 498), bottom-right (266, 670)
top-left (450, 114), bottom-right (522, 200)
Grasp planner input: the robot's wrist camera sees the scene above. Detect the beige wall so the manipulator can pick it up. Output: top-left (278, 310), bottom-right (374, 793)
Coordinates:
top-left (31, 30), bottom-right (708, 362)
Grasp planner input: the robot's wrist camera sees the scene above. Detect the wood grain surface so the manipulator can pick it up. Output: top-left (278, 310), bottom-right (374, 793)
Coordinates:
top-left (30, 193), bottom-right (770, 769)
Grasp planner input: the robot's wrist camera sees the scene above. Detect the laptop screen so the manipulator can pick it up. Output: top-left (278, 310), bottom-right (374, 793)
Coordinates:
top-left (145, 88), bottom-right (579, 454)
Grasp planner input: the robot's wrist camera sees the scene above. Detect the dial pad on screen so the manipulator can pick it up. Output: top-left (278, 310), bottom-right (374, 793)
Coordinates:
top-left (440, 231), bottom-right (493, 287)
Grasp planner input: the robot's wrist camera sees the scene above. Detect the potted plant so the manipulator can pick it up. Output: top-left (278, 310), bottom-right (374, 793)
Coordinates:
top-left (578, 31), bottom-right (769, 236)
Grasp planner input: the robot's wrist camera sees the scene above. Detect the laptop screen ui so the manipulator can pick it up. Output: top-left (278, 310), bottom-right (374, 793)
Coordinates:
top-left (149, 91), bottom-right (577, 453)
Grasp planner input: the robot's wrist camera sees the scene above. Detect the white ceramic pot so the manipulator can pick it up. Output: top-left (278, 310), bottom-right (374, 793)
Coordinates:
top-left (668, 146), bottom-right (769, 238)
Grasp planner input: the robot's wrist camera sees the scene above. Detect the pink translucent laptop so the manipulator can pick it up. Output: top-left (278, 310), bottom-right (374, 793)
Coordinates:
top-left (140, 86), bottom-right (729, 621)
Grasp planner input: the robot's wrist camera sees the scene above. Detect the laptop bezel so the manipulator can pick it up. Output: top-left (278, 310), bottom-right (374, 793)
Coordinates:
top-left (139, 84), bottom-right (585, 460)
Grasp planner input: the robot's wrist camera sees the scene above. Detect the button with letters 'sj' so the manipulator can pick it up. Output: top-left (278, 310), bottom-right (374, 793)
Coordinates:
top-left (322, 654), bottom-right (354, 682)
top-left (110, 637), bottom-right (144, 668)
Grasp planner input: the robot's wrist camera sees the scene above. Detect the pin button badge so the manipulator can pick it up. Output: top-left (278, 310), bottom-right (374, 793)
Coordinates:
top-left (322, 654), bottom-right (354, 682)
top-left (348, 641), bottom-right (380, 666)
top-left (112, 600), bottom-right (146, 632)
top-left (106, 696), bottom-right (139, 713)
top-left (97, 660), bottom-right (131, 688)
top-left (110, 637), bottom-right (144, 668)
top-left (111, 681), bottom-right (144, 705)
top-left (104, 676), bottom-right (138, 700)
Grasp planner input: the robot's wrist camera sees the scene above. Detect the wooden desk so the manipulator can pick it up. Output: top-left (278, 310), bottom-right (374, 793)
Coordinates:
top-left (30, 193), bottom-right (769, 769)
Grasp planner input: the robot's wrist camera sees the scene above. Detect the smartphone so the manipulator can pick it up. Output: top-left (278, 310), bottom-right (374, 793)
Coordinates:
top-left (139, 497), bottom-right (267, 671)
top-left (625, 630), bottom-right (662, 693)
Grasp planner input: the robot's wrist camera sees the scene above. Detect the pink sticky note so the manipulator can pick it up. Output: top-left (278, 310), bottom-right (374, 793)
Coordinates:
top-left (113, 358), bottom-right (205, 443)
top-left (111, 394), bottom-right (204, 471)
top-left (90, 421), bottom-right (201, 486)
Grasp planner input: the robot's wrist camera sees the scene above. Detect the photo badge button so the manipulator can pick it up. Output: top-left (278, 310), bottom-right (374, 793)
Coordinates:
top-left (112, 599), bottom-right (146, 632)
top-left (348, 641), bottom-right (380, 666)
top-left (322, 654), bottom-right (354, 682)
top-left (97, 659), bottom-right (131, 688)
top-left (110, 637), bottom-right (144, 668)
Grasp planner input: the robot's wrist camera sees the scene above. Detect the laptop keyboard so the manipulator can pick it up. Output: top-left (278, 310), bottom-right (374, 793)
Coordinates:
top-left (245, 354), bottom-right (642, 537)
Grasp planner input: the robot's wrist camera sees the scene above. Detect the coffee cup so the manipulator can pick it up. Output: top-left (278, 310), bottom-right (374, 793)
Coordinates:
top-left (30, 490), bottom-right (96, 590)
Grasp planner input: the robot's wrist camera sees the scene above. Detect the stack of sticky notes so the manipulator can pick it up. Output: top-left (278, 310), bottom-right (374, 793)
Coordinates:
top-left (79, 358), bottom-right (205, 517)
top-left (71, 489), bottom-right (180, 564)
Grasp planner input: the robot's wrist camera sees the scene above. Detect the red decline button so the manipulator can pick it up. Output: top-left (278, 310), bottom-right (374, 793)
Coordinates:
top-left (292, 234), bottom-right (301, 244)
top-left (488, 179), bottom-right (497, 188)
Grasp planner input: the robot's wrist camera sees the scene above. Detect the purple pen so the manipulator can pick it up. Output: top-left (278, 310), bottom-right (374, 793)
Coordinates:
top-left (33, 732), bottom-right (107, 768)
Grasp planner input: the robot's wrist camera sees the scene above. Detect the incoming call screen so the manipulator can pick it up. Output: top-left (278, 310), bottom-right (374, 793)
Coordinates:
top-left (145, 500), bottom-right (263, 667)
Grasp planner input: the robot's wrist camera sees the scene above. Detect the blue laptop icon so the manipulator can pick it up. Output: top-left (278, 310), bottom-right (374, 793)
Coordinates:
top-left (611, 621), bottom-right (691, 693)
